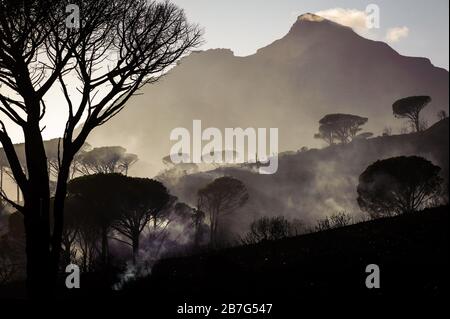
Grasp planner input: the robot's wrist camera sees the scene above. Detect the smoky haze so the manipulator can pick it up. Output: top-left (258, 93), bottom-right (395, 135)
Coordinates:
top-left (158, 119), bottom-right (448, 237)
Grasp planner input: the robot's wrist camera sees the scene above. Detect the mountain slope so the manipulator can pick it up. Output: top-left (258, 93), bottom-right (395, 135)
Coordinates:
top-left (86, 13), bottom-right (449, 177)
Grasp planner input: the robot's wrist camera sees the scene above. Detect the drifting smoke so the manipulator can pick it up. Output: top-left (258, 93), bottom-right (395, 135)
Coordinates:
top-left (111, 202), bottom-right (209, 287)
top-left (159, 120), bottom-right (449, 238)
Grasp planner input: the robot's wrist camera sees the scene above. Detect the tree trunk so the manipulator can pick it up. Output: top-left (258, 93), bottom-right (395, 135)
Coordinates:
top-left (193, 221), bottom-right (201, 249)
top-left (132, 232), bottom-right (140, 264)
top-left (209, 218), bottom-right (214, 248)
top-left (210, 212), bottom-right (219, 248)
top-left (101, 226), bottom-right (109, 266)
top-left (24, 206), bottom-right (52, 298)
top-left (22, 181), bottom-right (52, 297)
top-left (51, 157), bottom-right (72, 279)
top-left (61, 233), bottom-right (73, 267)
top-left (81, 242), bottom-right (88, 273)
top-left (22, 120), bottom-right (52, 297)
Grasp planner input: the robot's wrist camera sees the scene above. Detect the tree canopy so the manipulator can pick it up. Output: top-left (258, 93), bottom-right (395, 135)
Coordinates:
top-left (67, 173), bottom-right (170, 264)
top-left (392, 96), bottom-right (431, 132)
top-left (113, 177), bottom-right (170, 263)
top-left (198, 176), bottom-right (248, 247)
top-left (314, 113), bottom-right (369, 145)
top-left (357, 156), bottom-right (443, 218)
top-left (77, 146), bottom-right (138, 175)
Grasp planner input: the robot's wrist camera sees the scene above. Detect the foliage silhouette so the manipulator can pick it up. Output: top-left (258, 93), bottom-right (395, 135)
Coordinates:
top-left (198, 177), bottom-right (248, 247)
top-left (111, 177), bottom-right (170, 264)
top-left (357, 156), bottom-right (443, 218)
top-left (314, 212), bottom-right (353, 232)
top-left (67, 174), bottom-right (125, 267)
top-left (77, 146), bottom-right (138, 176)
top-left (393, 96), bottom-right (431, 132)
top-left (67, 174), bottom-right (171, 266)
top-left (314, 113), bottom-right (369, 145)
top-left (241, 216), bottom-right (302, 244)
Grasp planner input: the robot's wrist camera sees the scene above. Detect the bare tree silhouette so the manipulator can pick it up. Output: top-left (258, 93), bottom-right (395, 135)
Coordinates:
top-left (0, 0), bottom-right (201, 295)
top-left (241, 216), bottom-right (302, 245)
top-left (314, 212), bottom-right (353, 232)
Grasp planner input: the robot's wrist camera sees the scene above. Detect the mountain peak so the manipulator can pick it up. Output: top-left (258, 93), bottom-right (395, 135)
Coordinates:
top-left (297, 13), bottom-right (326, 22)
top-left (284, 12), bottom-right (354, 39)
top-left (293, 12), bottom-right (349, 29)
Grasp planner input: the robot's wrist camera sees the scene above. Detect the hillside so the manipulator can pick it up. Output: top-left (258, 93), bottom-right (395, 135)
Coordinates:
top-left (2, 206), bottom-right (447, 306)
top-left (121, 206), bottom-right (448, 307)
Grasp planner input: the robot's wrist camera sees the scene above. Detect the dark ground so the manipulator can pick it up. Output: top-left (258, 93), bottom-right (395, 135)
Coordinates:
top-left (1, 206), bottom-right (448, 315)
top-left (118, 205), bottom-right (448, 315)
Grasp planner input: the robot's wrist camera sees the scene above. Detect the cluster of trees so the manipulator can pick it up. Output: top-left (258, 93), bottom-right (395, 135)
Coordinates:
top-left (1, 143), bottom-right (138, 202)
top-left (60, 175), bottom-right (250, 270)
top-left (315, 95), bottom-right (446, 146)
top-left (314, 113), bottom-right (371, 145)
top-left (56, 145), bottom-right (138, 178)
top-left (240, 155), bottom-right (445, 244)
top-left (314, 212), bottom-right (354, 232)
top-left (1, 173), bottom-right (250, 278)
top-left (52, 153), bottom-right (445, 282)
top-left (62, 174), bottom-right (173, 270)
top-left (240, 211), bottom-right (355, 246)
top-left (1, 171), bottom-right (251, 284)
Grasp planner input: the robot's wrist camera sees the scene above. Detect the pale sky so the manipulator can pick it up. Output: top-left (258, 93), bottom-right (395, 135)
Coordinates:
top-left (1, 0), bottom-right (448, 143)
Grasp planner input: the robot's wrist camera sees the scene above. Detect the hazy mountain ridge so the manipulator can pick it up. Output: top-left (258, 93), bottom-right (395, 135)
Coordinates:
top-left (86, 14), bottom-right (449, 177)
